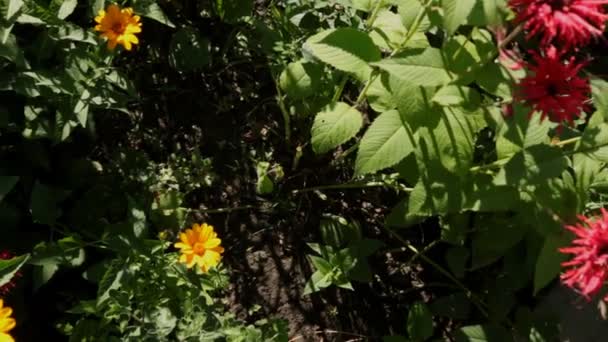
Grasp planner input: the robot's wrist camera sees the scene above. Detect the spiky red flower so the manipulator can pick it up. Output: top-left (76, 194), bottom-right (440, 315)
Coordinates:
top-left (0, 251), bottom-right (21, 296)
top-left (516, 46), bottom-right (590, 124)
top-left (509, 0), bottom-right (608, 49)
top-left (560, 208), bottom-right (608, 300)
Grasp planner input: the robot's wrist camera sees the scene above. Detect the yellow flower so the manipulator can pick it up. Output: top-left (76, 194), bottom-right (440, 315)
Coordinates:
top-left (94, 4), bottom-right (142, 51)
top-left (175, 223), bottom-right (224, 273)
top-left (0, 299), bottom-right (15, 342)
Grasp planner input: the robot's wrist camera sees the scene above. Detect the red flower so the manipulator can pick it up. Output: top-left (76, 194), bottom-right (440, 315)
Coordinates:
top-left (0, 251), bottom-right (21, 296)
top-left (560, 208), bottom-right (608, 300)
top-left (509, 0), bottom-right (608, 49)
top-left (516, 46), bottom-right (590, 124)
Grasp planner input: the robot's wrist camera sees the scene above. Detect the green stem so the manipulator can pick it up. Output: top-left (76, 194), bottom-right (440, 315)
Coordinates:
top-left (383, 227), bottom-right (489, 317)
top-left (293, 181), bottom-right (414, 194)
top-left (332, 75), bottom-right (349, 104)
top-left (553, 136), bottom-right (581, 147)
top-left (189, 205), bottom-right (256, 214)
top-left (355, 70), bottom-right (379, 106)
top-left (275, 82), bottom-right (291, 146)
top-left (366, 0), bottom-right (385, 29)
top-left (389, 0), bottom-right (430, 56)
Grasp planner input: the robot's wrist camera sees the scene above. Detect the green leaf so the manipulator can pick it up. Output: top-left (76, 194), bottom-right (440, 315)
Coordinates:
top-left (399, 0), bottom-right (424, 29)
top-left (144, 307), bottom-right (177, 337)
top-left (0, 33), bottom-right (25, 66)
top-left (471, 215), bottom-right (527, 269)
top-left (591, 77), bottom-right (608, 121)
top-left (29, 182), bottom-right (69, 225)
top-left (407, 302), bottom-right (434, 341)
top-left (134, 1), bottom-right (175, 27)
top-left (279, 61), bottom-right (322, 99)
top-left (56, 0), bottom-right (76, 19)
top-left (369, 9), bottom-right (407, 50)
top-left (432, 85), bottom-right (480, 107)
top-left (446, 247), bottom-right (469, 278)
top-left (430, 292), bottom-right (471, 320)
top-left (0, 254), bottom-right (28, 288)
top-left (215, 0), bottom-right (252, 23)
top-left (373, 48), bottom-right (451, 86)
top-left (495, 110), bottom-right (552, 160)
top-left (533, 233), bottom-right (568, 294)
top-left (169, 28), bottom-right (211, 72)
top-left (455, 324), bottom-right (512, 342)
top-left (0, 176), bottom-right (18, 203)
top-left (303, 270), bottom-right (332, 295)
top-left (2, 0), bottom-right (23, 20)
top-left (311, 102), bottom-right (363, 154)
top-left (577, 112), bottom-right (608, 162)
top-left (97, 260), bottom-right (126, 306)
top-left (305, 28), bottom-right (381, 82)
top-left (319, 215), bottom-right (362, 248)
top-left (468, 0), bottom-right (507, 26)
top-left (30, 237), bottom-right (85, 267)
top-left (355, 109), bottom-right (414, 176)
top-left (255, 161), bottom-right (274, 195)
top-left (442, 0), bottom-right (476, 35)
top-left (494, 145), bottom-right (568, 187)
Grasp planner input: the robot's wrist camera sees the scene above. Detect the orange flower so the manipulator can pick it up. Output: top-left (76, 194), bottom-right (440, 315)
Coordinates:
top-left (0, 299), bottom-right (15, 342)
top-left (94, 4), bottom-right (142, 51)
top-left (175, 223), bottom-right (224, 273)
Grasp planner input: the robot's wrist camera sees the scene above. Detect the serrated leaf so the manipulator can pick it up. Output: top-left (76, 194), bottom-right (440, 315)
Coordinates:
top-left (407, 302), bottom-right (434, 341)
top-left (0, 176), bottom-right (18, 203)
top-left (311, 102), bottom-right (363, 154)
top-left (305, 28), bottom-right (381, 81)
top-left (0, 254), bottom-right (28, 288)
top-left (355, 109), bottom-right (414, 176)
top-left (57, 0), bottom-right (76, 19)
top-left (455, 324), bottom-right (512, 342)
top-left (369, 9), bottom-right (407, 50)
top-left (97, 260), bottom-right (126, 306)
top-left (432, 85), bottom-right (480, 107)
top-left (2, 0), bottom-right (23, 20)
top-left (215, 0), bottom-right (252, 23)
top-left (279, 61), bottom-right (322, 99)
top-left (534, 233), bottom-right (568, 294)
top-left (372, 48), bottom-right (451, 86)
top-left (442, 0), bottom-right (476, 35)
top-left (134, 2), bottom-right (175, 27)
top-left (30, 182), bottom-right (69, 225)
top-left (303, 270), bottom-right (332, 295)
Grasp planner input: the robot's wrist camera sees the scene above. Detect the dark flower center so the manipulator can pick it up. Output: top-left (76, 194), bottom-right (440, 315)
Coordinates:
top-left (546, 83), bottom-right (561, 96)
top-left (111, 21), bottom-right (125, 34)
top-left (549, 0), bottom-right (571, 10)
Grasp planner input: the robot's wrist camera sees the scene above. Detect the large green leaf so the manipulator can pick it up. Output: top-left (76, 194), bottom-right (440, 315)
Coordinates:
top-left (305, 28), bottom-right (381, 81)
top-left (279, 61), bottom-right (322, 99)
top-left (168, 28), bottom-right (211, 72)
top-left (495, 110), bottom-right (552, 160)
top-left (369, 9), bottom-right (407, 50)
top-left (215, 0), bottom-right (252, 23)
top-left (0, 175), bottom-right (18, 203)
top-left (534, 233), bottom-right (568, 294)
top-left (133, 1), bottom-right (175, 27)
top-left (311, 102), bottom-right (363, 154)
top-left (56, 0), bottom-right (76, 19)
top-left (455, 324), bottom-right (512, 342)
top-left (372, 47), bottom-right (451, 86)
top-left (494, 145), bottom-right (568, 187)
top-left (355, 110), bottom-right (414, 176)
top-left (30, 182), bottom-right (69, 225)
top-left (442, 0), bottom-right (476, 35)
top-left (0, 254), bottom-right (28, 288)
top-left (407, 302), bottom-right (434, 341)
top-left (1, 0), bottom-right (23, 20)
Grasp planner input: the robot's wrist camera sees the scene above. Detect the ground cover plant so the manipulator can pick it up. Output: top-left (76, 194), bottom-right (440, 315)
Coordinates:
top-left (2, 0), bottom-right (608, 341)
